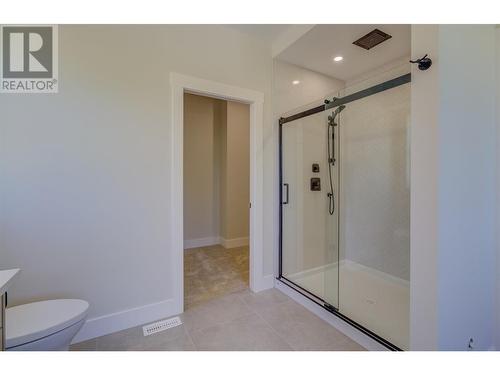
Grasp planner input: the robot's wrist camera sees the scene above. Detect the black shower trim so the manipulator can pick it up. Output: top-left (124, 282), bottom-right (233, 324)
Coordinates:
top-left (279, 73), bottom-right (411, 125)
top-left (276, 276), bottom-right (402, 351)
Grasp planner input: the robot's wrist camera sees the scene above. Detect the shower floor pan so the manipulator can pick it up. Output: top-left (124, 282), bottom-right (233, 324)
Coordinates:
top-left (286, 260), bottom-right (409, 350)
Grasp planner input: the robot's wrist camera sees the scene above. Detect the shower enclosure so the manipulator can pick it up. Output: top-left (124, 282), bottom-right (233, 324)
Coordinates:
top-left (278, 72), bottom-right (410, 350)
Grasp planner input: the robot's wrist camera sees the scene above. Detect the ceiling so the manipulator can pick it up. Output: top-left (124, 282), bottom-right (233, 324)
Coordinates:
top-left (276, 24), bottom-right (411, 81)
top-left (226, 24), bottom-right (292, 44)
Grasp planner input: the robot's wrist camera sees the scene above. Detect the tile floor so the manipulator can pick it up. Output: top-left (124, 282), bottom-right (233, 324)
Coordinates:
top-left (71, 245), bottom-right (365, 351)
top-left (71, 288), bottom-right (365, 351)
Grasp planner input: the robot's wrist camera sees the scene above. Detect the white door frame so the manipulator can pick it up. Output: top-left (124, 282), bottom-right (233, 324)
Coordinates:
top-left (170, 72), bottom-right (266, 313)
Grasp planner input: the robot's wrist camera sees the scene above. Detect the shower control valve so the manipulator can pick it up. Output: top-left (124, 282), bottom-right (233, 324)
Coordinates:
top-left (310, 178), bottom-right (321, 191)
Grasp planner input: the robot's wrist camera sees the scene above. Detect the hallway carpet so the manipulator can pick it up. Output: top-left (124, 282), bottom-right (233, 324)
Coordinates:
top-left (184, 245), bottom-right (249, 309)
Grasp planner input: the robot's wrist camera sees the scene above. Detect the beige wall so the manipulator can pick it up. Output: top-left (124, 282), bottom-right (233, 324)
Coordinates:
top-left (214, 100), bottom-right (226, 240)
top-left (215, 100), bottom-right (228, 239)
top-left (222, 101), bottom-right (250, 240)
top-left (183, 94), bottom-right (249, 246)
top-left (183, 93), bottom-right (219, 242)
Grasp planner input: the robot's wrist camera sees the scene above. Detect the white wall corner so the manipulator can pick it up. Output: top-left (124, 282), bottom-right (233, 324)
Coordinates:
top-left (253, 274), bottom-right (275, 292)
top-left (411, 24), bottom-right (497, 351)
top-left (272, 25), bottom-right (315, 58)
top-left (495, 26), bottom-right (500, 352)
top-left (409, 24), bottom-right (440, 351)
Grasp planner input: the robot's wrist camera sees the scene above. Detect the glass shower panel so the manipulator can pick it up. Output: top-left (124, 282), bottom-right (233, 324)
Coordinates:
top-left (337, 80), bottom-right (410, 350)
top-left (281, 110), bottom-right (339, 308)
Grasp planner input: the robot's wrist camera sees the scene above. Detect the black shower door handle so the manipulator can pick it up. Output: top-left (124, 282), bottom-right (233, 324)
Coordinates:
top-left (283, 183), bottom-right (289, 204)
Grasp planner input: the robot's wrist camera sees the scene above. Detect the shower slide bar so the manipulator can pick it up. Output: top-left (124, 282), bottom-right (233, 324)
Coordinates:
top-left (279, 73), bottom-right (411, 125)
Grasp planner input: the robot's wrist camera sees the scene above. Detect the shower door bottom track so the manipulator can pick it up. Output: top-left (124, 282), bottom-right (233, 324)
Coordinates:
top-left (276, 276), bottom-right (402, 351)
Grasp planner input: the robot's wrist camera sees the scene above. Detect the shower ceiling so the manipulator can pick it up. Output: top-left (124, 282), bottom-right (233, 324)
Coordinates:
top-left (276, 24), bottom-right (410, 81)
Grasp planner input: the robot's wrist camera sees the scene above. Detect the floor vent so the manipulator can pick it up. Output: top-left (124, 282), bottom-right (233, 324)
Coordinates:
top-left (142, 317), bottom-right (182, 336)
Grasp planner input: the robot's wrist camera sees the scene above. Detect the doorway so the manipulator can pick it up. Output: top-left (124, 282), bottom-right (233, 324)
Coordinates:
top-left (170, 73), bottom-right (266, 315)
top-left (183, 93), bottom-right (250, 309)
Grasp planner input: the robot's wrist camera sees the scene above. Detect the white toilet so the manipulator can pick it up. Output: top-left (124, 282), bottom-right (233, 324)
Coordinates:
top-left (5, 299), bottom-right (89, 351)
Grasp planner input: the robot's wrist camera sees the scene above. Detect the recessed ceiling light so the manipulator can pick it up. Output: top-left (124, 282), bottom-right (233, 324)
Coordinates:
top-left (333, 56), bottom-right (343, 62)
top-left (292, 80), bottom-right (300, 85)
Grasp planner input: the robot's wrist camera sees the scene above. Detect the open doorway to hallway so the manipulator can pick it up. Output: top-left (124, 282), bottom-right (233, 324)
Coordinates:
top-left (183, 93), bottom-right (250, 310)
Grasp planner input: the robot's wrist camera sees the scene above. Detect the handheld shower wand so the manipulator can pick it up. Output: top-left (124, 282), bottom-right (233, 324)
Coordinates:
top-left (327, 105), bottom-right (345, 215)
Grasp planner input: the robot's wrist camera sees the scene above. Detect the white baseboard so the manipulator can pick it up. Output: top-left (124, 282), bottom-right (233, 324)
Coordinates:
top-left (274, 279), bottom-right (388, 351)
top-left (72, 298), bottom-right (179, 344)
top-left (221, 236), bottom-right (249, 249)
top-left (251, 274), bottom-right (275, 293)
top-left (184, 236), bottom-right (220, 249)
top-left (184, 236), bottom-right (249, 250)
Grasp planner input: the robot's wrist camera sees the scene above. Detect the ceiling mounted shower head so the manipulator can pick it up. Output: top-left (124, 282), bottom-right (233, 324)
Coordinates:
top-left (353, 29), bottom-right (392, 50)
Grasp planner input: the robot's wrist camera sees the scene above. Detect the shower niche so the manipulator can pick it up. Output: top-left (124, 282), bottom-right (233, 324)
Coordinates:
top-left (278, 73), bottom-right (411, 351)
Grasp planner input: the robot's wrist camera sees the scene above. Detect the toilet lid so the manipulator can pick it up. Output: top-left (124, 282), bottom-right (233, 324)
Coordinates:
top-left (6, 299), bottom-right (89, 348)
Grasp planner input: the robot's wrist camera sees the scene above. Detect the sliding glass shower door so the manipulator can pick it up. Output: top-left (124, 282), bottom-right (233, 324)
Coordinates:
top-left (337, 78), bottom-right (410, 350)
top-left (280, 110), bottom-right (339, 309)
top-left (279, 70), bottom-right (410, 350)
